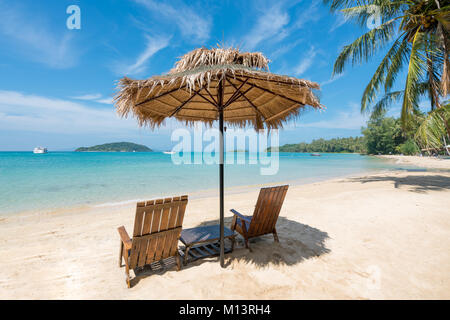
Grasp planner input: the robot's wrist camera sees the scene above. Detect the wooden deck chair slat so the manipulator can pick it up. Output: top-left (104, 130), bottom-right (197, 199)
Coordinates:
top-left (145, 237), bottom-right (158, 264)
top-left (269, 186), bottom-right (288, 231)
top-left (150, 200), bottom-right (163, 234)
top-left (141, 202), bottom-right (154, 235)
top-left (257, 187), bottom-right (278, 235)
top-left (156, 198), bottom-right (173, 260)
top-left (252, 187), bottom-right (267, 220)
top-left (137, 237), bottom-right (149, 267)
top-left (175, 196), bottom-right (188, 228)
top-left (248, 187), bottom-right (269, 236)
top-left (169, 194), bottom-right (185, 256)
top-left (164, 231), bottom-right (178, 260)
top-left (133, 207), bottom-right (144, 237)
top-left (262, 187), bottom-right (283, 233)
top-left (153, 233), bottom-right (164, 262)
top-left (129, 239), bottom-right (141, 268)
top-left (160, 198), bottom-right (172, 231)
top-left (161, 232), bottom-right (172, 260)
top-left (168, 196), bottom-right (180, 229)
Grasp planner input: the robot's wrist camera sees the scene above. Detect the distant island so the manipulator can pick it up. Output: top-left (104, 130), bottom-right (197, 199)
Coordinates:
top-left (75, 142), bottom-right (152, 152)
top-left (267, 137), bottom-right (366, 153)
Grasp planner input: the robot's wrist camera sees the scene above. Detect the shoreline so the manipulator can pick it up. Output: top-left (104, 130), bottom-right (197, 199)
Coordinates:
top-left (1, 167), bottom-right (399, 219)
top-left (1, 153), bottom-right (448, 218)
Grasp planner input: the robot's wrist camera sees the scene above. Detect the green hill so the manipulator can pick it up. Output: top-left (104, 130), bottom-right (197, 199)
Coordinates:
top-left (75, 142), bottom-right (152, 152)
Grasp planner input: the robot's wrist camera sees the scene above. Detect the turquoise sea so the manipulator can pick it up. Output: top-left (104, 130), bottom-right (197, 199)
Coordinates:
top-left (0, 152), bottom-right (420, 215)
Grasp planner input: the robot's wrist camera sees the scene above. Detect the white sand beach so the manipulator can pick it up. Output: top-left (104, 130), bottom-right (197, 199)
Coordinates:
top-left (0, 170), bottom-right (449, 299)
top-left (378, 155), bottom-right (450, 170)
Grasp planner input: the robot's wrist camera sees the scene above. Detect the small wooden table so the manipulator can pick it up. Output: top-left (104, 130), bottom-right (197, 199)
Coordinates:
top-left (179, 225), bottom-right (236, 265)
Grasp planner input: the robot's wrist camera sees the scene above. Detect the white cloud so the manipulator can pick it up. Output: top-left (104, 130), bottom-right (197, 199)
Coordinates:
top-left (294, 47), bottom-right (317, 76)
top-left (301, 103), bottom-right (368, 129)
top-left (0, 90), bottom-right (135, 134)
top-left (242, 6), bottom-right (290, 50)
top-left (0, 3), bottom-right (78, 68)
top-left (269, 39), bottom-right (303, 60)
top-left (330, 13), bottom-right (350, 33)
top-left (291, 1), bottom-right (321, 29)
top-left (71, 94), bottom-right (103, 101)
top-left (115, 35), bottom-right (170, 76)
top-left (95, 97), bottom-right (114, 105)
top-left (321, 73), bottom-right (345, 86)
top-left (70, 93), bottom-right (114, 105)
top-left (134, 0), bottom-right (211, 42)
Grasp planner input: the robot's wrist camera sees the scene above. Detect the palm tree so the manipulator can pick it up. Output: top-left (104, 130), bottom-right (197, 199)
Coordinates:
top-left (415, 100), bottom-right (450, 154)
top-left (324, 0), bottom-right (449, 150)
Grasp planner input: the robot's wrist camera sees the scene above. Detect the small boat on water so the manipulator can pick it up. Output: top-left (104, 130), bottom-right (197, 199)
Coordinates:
top-left (163, 151), bottom-right (175, 155)
top-left (33, 147), bottom-right (48, 154)
top-left (310, 153), bottom-right (321, 156)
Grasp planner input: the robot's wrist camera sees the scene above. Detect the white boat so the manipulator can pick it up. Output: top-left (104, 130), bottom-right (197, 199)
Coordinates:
top-left (163, 151), bottom-right (175, 155)
top-left (33, 147), bottom-right (48, 154)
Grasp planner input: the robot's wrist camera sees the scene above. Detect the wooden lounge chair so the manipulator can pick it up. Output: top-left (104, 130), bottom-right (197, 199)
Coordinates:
top-left (230, 185), bottom-right (288, 249)
top-left (117, 195), bottom-right (188, 288)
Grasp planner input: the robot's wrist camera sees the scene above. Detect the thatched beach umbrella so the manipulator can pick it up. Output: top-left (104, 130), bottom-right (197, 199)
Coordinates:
top-left (115, 47), bottom-right (322, 267)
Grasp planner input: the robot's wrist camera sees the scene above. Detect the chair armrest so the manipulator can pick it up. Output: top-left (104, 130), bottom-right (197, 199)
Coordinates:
top-left (230, 209), bottom-right (252, 222)
top-left (117, 226), bottom-right (132, 250)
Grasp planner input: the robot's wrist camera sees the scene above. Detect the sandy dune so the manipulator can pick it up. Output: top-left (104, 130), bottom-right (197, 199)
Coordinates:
top-left (0, 170), bottom-right (449, 299)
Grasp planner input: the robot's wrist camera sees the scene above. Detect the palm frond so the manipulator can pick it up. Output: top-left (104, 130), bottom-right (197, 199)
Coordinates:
top-left (371, 90), bottom-right (404, 116)
top-left (384, 36), bottom-right (410, 92)
top-left (361, 36), bottom-right (409, 112)
top-left (401, 30), bottom-right (427, 127)
top-left (415, 104), bottom-right (450, 150)
top-left (340, 1), bottom-right (405, 27)
top-left (333, 18), bottom-right (397, 75)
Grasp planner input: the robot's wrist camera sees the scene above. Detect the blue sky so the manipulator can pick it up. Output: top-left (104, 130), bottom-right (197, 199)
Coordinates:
top-left (0, 0), bottom-right (405, 151)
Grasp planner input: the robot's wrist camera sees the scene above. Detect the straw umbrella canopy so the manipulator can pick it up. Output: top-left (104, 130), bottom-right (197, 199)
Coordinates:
top-left (114, 47), bottom-right (323, 267)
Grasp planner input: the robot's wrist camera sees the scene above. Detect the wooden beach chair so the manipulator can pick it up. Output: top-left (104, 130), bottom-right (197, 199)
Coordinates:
top-left (117, 195), bottom-right (188, 288)
top-left (230, 185), bottom-right (288, 249)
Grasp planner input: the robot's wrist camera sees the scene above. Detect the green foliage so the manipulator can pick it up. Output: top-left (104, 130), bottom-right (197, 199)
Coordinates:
top-left (396, 138), bottom-right (420, 155)
top-left (362, 112), bottom-right (405, 154)
top-left (75, 142), bottom-right (152, 152)
top-left (270, 136), bottom-right (367, 153)
top-left (415, 101), bottom-right (450, 151)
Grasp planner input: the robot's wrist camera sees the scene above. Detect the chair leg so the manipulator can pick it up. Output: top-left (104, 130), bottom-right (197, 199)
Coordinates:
top-left (273, 228), bottom-right (279, 242)
top-left (231, 215), bottom-right (237, 231)
top-left (122, 250), bottom-right (131, 288)
top-left (244, 238), bottom-right (250, 249)
top-left (119, 241), bottom-right (124, 267)
top-left (176, 254), bottom-right (182, 271)
top-left (184, 246), bottom-right (191, 265)
top-left (125, 263), bottom-right (131, 288)
top-left (231, 236), bottom-right (236, 252)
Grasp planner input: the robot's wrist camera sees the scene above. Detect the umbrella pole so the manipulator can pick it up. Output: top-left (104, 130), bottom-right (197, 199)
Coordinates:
top-left (218, 80), bottom-right (225, 268)
top-left (219, 109), bottom-right (225, 267)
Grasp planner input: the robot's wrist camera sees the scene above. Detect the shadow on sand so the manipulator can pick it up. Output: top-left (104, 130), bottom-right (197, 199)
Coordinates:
top-left (349, 174), bottom-right (450, 193)
top-left (199, 216), bottom-right (330, 267)
top-left (129, 216), bottom-right (330, 286)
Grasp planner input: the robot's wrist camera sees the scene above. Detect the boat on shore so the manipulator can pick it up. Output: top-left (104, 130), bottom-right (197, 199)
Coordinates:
top-left (33, 147), bottom-right (48, 154)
